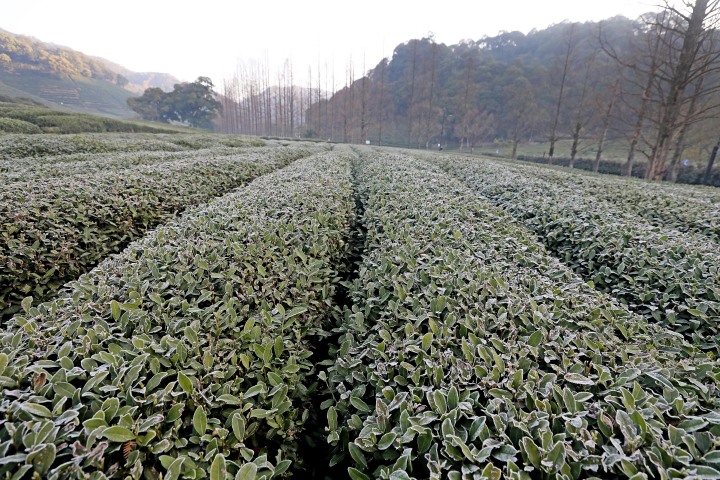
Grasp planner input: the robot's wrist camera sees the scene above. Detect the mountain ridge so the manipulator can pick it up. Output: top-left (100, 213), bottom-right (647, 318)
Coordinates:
top-left (0, 28), bottom-right (180, 117)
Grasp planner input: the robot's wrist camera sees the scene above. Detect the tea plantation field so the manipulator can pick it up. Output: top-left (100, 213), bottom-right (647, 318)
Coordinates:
top-left (1, 134), bottom-right (720, 480)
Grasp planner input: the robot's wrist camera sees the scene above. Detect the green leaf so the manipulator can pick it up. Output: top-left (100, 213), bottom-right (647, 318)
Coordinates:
top-left (178, 372), bottom-right (193, 395)
top-left (232, 413), bottom-right (246, 441)
top-left (448, 434), bottom-right (475, 461)
top-left (528, 330), bottom-right (543, 348)
top-left (102, 426), bottom-right (136, 443)
top-left (245, 384), bottom-right (265, 398)
top-left (274, 336), bottom-right (284, 357)
top-left (422, 332), bottom-right (433, 351)
top-left (27, 443), bottom-right (56, 475)
top-left (390, 471), bottom-right (412, 480)
top-left (193, 406), bottom-right (207, 435)
top-left (691, 465), bottom-right (720, 479)
top-left (704, 451), bottom-right (720, 465)
top-left (110, 300), bottom-right (121, 321)
top-left (21, 403), bottom-right (53, 418)
top-left (378, 432), bottom-right (397, 450)
top-left (447, 386), bottom-right (459, 410)
top-left (678, 417), bottom-right (709, 432)
top-left (488, 388), bottom-right (513, 399)
top-left (263, 344), bottom-right (273, 365)
top-left (349, 396), bottom-right (371, 413)
top-left (235, 463), bottom-right (257, 480)
top-left (492, 444), bottom-right (518, 462)
top-left (218, 394), bottom-right (242, 406)
top-left (21, 296), bottom-right (33, 314)
top-left (285, 306), bottom-right (307, 319)
top-left (0, 454), bottom-right (27, 465)
top-left (249, 408), bottom-right (269, 419)
top-left (543, 441), bottom-right (566, 471)
top-left (327, 406), bottom-right (338, 431)
top-left (616, 410), bottom-right (638, 441)
top-left (184, 326), bottom-right (198, 345)
top-left (521, 437), bottom-right (542, 468)
top-left (441, 418), bottom-right (454, 438)
top-left (348, 467), bottom-right (371, 480)
top-left (564, 372), bottom-right (594, 386)
top-left (267, 371), bottom-right (283, 386)
top-left (53, 382), bottom-right (77, 399)
top-left (167, 404), bottom-right (184, 423)
top-left (433, 390), bottom-right (447, 414)
top-left (348, 442), bottom-right (368, 469)
top-left (417, 430), bottom-right (432, 453)
top-left (149, 293), bottom-right (164, 304)
top-left (210, 454), bottom-right (226, 480)
top-left (275, 459), bottom-right (292, 476)
top-left (165, 456), bottom-right (185, 480)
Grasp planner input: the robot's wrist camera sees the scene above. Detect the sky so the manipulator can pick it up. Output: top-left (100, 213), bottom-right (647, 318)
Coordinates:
top-left (3, 0), bottom-right (662, 87)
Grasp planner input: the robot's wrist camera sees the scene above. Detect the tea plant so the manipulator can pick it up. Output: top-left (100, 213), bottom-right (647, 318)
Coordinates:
top-left (325, 152), bottom-right (720, 479)
top-left (0, 150), bottom-right (355, 478)
top-left (0, 145), bottom-right (317, 320)
top-left (437, 155), bottom-right (720, 351)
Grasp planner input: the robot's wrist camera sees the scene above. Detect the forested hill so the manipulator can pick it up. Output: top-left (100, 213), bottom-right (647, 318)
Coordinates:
top-left (0, 29), bottom-right (179, 117)
top-left (291, 10), bottom-right (720, 183)
top-left (303, 15), bottom-right (641, 149)
top-left (220, 14), bottom-right (649, 153)
top-left (0, 29), bottom-right (125, 84)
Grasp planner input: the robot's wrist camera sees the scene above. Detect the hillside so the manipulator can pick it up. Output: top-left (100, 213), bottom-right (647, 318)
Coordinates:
top-left (0, 29), bottom-right (180, 118)
top-left (0, 94), bottom-right (186, 134)
top-left (95, 56), bottom-right (180, 94)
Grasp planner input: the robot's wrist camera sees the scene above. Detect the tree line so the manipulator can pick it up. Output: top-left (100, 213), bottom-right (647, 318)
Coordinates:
top-left (215, 0), bottom-right (720, 184)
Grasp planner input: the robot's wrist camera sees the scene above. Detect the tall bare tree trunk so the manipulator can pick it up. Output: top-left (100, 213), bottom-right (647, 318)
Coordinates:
top-left (406, 42), bottom-right (417, 147)
top-left (667, 74), bottom-right (704, 182)
top-left (549, 24), bottom-right (576, 163)
top-left (569, 122), bottom-right (581, 168)
top-left (623, 39), bottom-right (658, 177)
top-left (423, 43), bottom-right (438, 149)
top-left (360, 55), bottom-right (368, 144)
top-left (378, 57), bottom-right (386, 144)
top-left (594, 80), bottom-right (620, 173)
top-left (647, 0), bottom-right (711, 180)
top-left (703, 135), bottom-right (720, 184)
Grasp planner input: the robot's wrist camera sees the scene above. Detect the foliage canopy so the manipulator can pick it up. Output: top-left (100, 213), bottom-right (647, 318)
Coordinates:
top-left (128, 77), bottom-right (222, 128)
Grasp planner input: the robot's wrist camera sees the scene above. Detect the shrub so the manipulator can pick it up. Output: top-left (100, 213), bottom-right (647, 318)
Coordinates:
top-left (0, 117), bottom-right (42, 134)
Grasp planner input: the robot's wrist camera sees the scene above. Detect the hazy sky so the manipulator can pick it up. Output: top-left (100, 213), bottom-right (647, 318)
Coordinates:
top-left (3, 0), bottom-right (661, 85)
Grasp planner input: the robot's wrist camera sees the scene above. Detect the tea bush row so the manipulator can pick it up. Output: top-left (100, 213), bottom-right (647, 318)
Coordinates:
top-left (325, 152), bottom-right (720, 479)
top-left (0, 150), bottom-right (356, 478)
top-left (437, 155), bottom-right (720, 351)
top-left (0, 146), bottom-right (316, 320)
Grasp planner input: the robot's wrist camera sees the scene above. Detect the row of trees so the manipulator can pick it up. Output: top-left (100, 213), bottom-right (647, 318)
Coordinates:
top-left (610, 0), bottom-right (720, 181)
top-left (217, 58), bottom-right (339, 139)
top-left (210, 0), bottom-right (720, 183)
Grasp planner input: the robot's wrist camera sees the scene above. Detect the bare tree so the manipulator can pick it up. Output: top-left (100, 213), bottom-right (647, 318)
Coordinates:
top-left (645, 0), bottom-right (720, 180)
top-left (503, 75), bottom-right (539, 159)
top-left (666, 71), bottom-right (705, 181)
top-left (548, 24), bottom-right (577, 163)
top-left (462, 108), bottom-right (494, 153)
top-left (622, 25), bottom-right (662, 177)
top-left (567, 51), bottom-right (598, 168)
top-left (593, 79), bottom-right (621, 172)
top-left (406, 41), bottom-right (418, 147)
top-left (360, 54), bottom-right (368, 144)
top-left (457, 55), bottom-right (476, 151)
